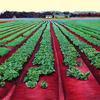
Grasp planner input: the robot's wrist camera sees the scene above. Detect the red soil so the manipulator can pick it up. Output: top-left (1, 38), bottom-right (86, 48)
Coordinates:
top-left (17, 24), bottom-right (47, 83)
top-left (2, 85), bottom-right (16, 100)
top-left (50, 22), bottom-right (100, 100)
top-left (62, 60), bottom-right (100, 100)
top-left (79, 52), bottom-right (100, 84)
top-left (62, 24), bottom-right (100, 52)
top-left (4, 23), bottom-right (59, 100)
top-left (0, 83), bottom-right (13, 99)
top-left (10, 75), bottom-right (58, 100)
top-left (0, 23), bottom-right (43, 65)
top-left (50, 22), bottom-right (65, 100)
top-left (1, 24), bottom-right (47, 100)
top-left (1, 22), bottom-right (100, 100)
top-left (0, 24), bottom-right (44, 99)
top-left (57, 24), bottom-right (100, 85)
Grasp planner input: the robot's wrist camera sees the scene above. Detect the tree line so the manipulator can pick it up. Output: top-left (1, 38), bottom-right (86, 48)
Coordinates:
top-left (0, 11), bottom-right (100, 18)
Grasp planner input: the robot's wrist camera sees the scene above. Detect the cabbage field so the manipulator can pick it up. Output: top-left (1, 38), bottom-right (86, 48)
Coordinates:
top-left (0, 19), bottom-right (100, 100)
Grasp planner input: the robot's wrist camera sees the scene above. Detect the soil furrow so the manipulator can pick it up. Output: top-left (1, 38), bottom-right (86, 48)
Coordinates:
top-left (2, 23), bottom-right (47, 100)
top-left (0, 23), bottom-right (44, 65)
top-left (50, 22), bottom-right (65, 100)
top-left (61, 24), bottom-right (100, 52)
top-left (56, 22), bottom-right (100, 85)
top-left (7, 22), bottom-right (59, 100)
top-left (54, 22), bottom-right (100, 100)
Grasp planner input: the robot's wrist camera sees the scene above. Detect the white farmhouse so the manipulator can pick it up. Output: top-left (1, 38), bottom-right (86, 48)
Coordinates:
top-left (45, 15), bottom-right (53, 18)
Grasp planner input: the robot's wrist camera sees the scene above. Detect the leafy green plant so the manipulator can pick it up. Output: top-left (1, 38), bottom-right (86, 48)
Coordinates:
top-left (53, 23), bottom-right (91, 80)
top-left (6, 36), bottom-right (25, 47)
top-left (56, 22), bottom-right (100, 69)
top-left (67, 24), bottom-right (100, 46)
top-left (91, 53), bottom-right (100, 69)
top-left (67, 67), bottom-right (90, 80)
top-left (0, 22), bottom-right (46, 87)
top-left (0, 81), bottom-right (5, 87)
top-left (24, 23), bottom-right (55, 88)
top-left (41, 81), bottom-right (48, 89)
top-left (0, 76), bottom-right (5, 87)
top-left (26, 81), bottom-right (37, 88)
top-left (0, 47), bottom-right (10, 57)
top-left (77, 61), bottom-right (82, 67)
top-left (53, 24), bottom-right (79, 68)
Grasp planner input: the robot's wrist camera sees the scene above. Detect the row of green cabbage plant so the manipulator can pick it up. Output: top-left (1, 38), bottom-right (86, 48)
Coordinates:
top-left (0, 22), bottom-right (47, 87)
top-left (56, 23), bottom-right (100, 69)
top-left (53, 23), bottom-right (90, 80)
top-left (24, 22), bottom-right (55, 88)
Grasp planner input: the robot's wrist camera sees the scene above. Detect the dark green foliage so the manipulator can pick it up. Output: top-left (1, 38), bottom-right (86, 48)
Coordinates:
top-left (67, 67), bottom-right (90, 80)
top-left (41, 81), bottom-right (48, 89)
top-left (0, 23), bottom-right (46, 87)
top-left (24, 23), bottom-right (55, 88)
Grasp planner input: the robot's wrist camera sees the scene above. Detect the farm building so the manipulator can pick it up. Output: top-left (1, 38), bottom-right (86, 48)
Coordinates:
top-left (45, 15), bottom-right (53, 18)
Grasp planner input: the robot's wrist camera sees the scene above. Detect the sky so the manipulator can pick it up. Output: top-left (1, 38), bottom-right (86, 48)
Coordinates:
top-left (0, 0), bottom-right (100, 12)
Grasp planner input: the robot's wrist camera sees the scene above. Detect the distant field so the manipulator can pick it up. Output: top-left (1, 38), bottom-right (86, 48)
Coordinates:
top-left (0, 19), bottom-right (100, 100)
